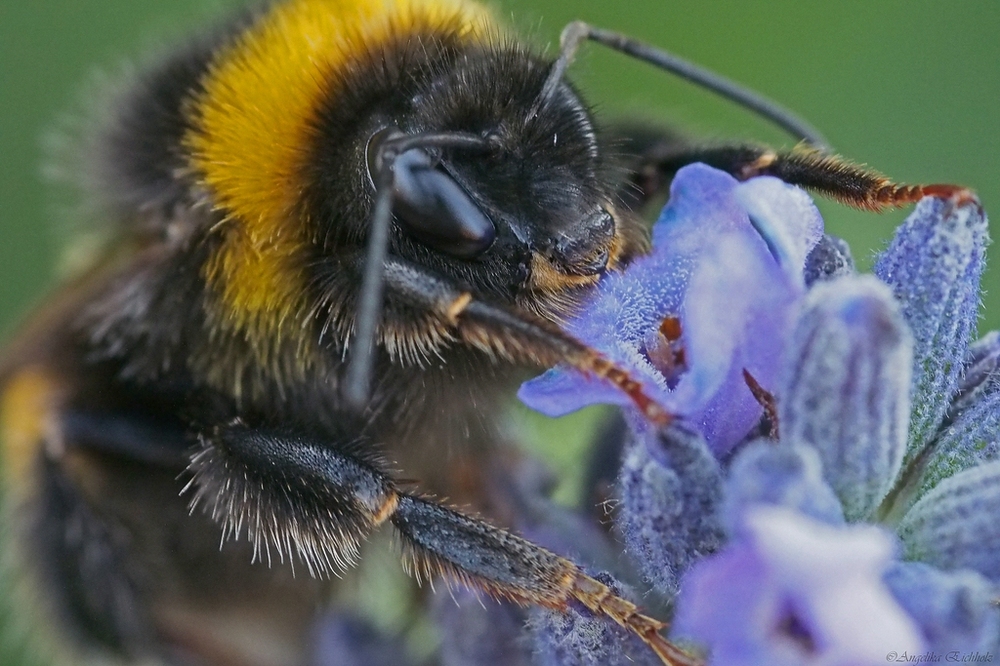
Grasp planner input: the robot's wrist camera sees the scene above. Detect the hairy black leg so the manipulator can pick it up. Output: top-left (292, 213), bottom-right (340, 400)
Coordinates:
top-left (391, 495), bottom-right (701, 666)
top-left (628, 143), bottom-right (977, 212)
top-left (374, 255), bottom-right (671, 425)
top-left (185, 421), bottom-right (396, 576)
top-left (31, 455), bottom-right (155, 658)
top-left (186, 421), bottom-right (701, 665)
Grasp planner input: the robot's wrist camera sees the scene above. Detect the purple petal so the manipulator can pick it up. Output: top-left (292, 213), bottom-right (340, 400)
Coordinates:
top-left (873, 198), bottom-right (989, 464)
top-left (676, 231), bottom-right (800, 450)
top-left (779, 275), bottom-right (913, 521)
top-left (884, 561), bottom-right (1000, 653)
top-left (520, 164), bottom-right (822, 456)
top-left (674, 506), bottom-right (924, 666)
top-left (724, 441), bottom-right (845, 531)
top-left (617, 425), bottom-right (724, 597)
top-left (737, 175), bottom-right (823, 285)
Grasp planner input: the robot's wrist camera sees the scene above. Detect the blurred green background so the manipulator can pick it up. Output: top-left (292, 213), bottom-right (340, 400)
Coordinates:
top-left (0, 0), bottom-right (999, 660)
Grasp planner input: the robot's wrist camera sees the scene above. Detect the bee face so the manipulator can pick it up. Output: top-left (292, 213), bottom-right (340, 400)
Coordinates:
top-left (176, 7), bottom-right (639, 379)
top-left (305, 38), bottom-right (625, 317)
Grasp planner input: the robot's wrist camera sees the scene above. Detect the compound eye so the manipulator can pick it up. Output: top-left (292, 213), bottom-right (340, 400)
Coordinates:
top-left (366, 128), bottom-right (496, 259)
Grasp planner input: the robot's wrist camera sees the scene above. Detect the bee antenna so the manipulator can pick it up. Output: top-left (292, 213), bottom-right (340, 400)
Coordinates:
top-left (532, 21), bottom-right (830, 151)
top-left (343, 131), bottom-right (492, 411)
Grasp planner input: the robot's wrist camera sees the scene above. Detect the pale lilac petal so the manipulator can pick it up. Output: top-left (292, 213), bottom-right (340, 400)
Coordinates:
top-left (674, 507), bottom-right (924, 666)
top-left (779, 275), bottom-right (913, 521)
top-left (520, 164), bottom-right (821, 455)
top-left (736, 175), bottom-right (823, 287)
top-left (677, 232), bottom-right (799, 450)
top-left (724, 441), bottom-right (845, 531)
top-left (873, 198), bottom-right (989, 464)
top-left (618, 425), bottom-right (724, 597)
top-left (884, 561), bottom-right (1000, 653)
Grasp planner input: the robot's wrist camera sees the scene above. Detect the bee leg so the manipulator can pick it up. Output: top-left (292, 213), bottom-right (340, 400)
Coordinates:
top-left (389, 494), bottom-right (701, 666)
top-left (373, 255), bottom-right (672, 425)
top-left (186, 421), bottom-right (699, 665)
top-left (3, 402), bottom-right (170, 659)
top-left (186, 420), bottom-right (397, 576)
top-left (622, 142), bottom-right (977, 212)
top-left (29, 454), bottom-right (157, 658)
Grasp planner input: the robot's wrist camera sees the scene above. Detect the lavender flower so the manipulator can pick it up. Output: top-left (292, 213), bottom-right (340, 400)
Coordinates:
top-left (617, 424), bottom-right (724, 596)
top-left (519, 164), bottom-right (823, 456)
top-left (702, 257), bottom-right (999, 660)
top-left (673, 506), bottom-right (924, 666)
top-left (516, 164), bottom-right (998, 665)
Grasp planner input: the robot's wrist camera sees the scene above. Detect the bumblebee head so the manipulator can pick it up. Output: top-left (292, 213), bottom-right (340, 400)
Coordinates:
top-left (184, 1), bottom-right (639, 382)
top-left (306, 37), bottom-right (630, 307)
top-left (169, 0), bottom-right (662, 414)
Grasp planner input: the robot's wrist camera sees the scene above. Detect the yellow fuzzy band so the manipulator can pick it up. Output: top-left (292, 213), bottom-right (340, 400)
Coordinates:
top-left (0, 367), bottom-right (60, 490)
top-left (185, 0), bottom-right (493, 342)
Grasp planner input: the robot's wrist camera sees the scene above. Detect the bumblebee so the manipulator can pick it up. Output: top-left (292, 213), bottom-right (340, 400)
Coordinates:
top-left (0, 1), bottom-right (969, 664)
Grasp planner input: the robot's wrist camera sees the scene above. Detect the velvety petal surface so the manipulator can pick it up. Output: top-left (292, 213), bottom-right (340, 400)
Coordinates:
top-left (779, 275), bottom-right (912, 521)
top-left (724, 441), bottom-right (845, 531)
top-left (674, 506), bottom-right (924, 666)
top-left (617, 424), bottom-right (724, 597)
top-left (873, 198), bottom-right (989, 463)
top-left (520, 164), bottom-right (822, 455)
top-left (884, 561), bottom-right (1000, 654)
